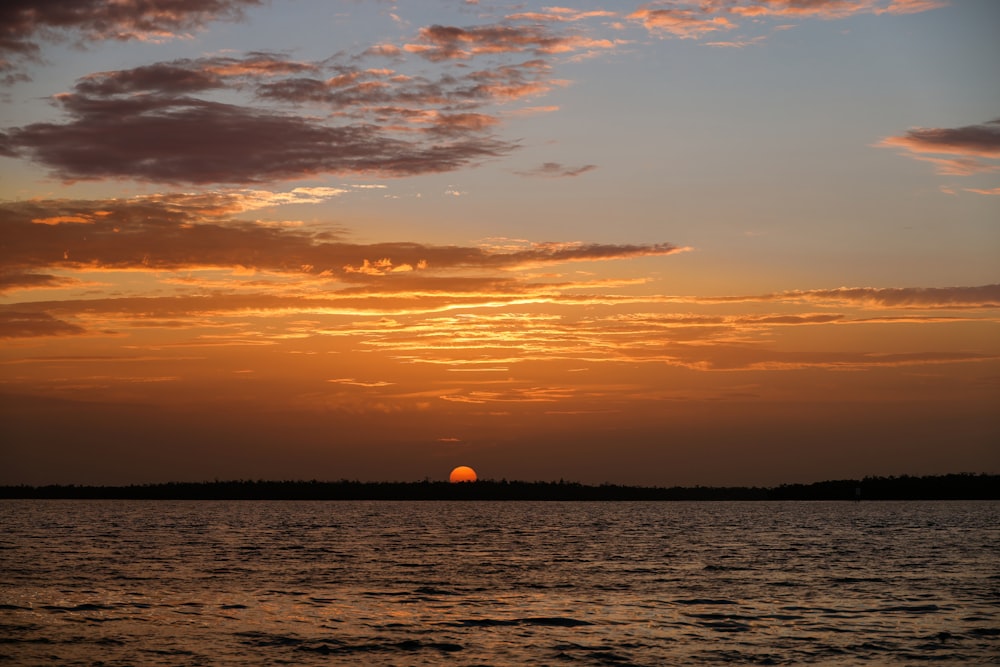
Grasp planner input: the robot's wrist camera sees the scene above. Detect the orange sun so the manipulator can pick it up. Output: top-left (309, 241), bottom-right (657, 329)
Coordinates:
top-left (449, 466), bottom-right (477, 483)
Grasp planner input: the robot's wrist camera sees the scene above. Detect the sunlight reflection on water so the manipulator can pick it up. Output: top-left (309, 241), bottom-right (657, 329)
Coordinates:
top-left (1, 500), bottom-right (997, 665)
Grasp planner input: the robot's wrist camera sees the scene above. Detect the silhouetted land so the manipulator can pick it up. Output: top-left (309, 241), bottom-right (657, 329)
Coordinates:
top-left (0, 473), bottom-right (996, 501)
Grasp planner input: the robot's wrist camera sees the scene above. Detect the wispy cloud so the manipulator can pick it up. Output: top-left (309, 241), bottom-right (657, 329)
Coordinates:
top-left (514, 162), bottom-right (597, 177)
top-left (784, 285), bottom-right (1000, 308)
top-left (628, 0), bottom-right (946, 40)
top-left (505, 8), bottom-right (618, 23)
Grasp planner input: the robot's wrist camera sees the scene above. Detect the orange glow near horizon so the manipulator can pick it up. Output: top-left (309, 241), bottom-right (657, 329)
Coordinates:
top-left (1, 0), bottom-right (997, 488)
top-left (449, 466), bottom-right (478, 483)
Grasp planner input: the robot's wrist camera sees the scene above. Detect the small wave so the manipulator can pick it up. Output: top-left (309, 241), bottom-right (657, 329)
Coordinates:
top-left (449, 616), bottom-right (593, 628)
top-left (699, 620), bottom-right (752, 632)
top-left (143, 647), bottom-right (197, 656)
top-left (235, 630), bottom-right (303, 647)
top-left (673, 598), bottom-right (738, 606)
top-left (526, 617), bottom-right (594, 627)
top-left (877, 604), bottom-right (943, 614)
top-left (306, 596), bottom-right (336, 605)
top-left (41, 603), bottom-right (114, 612)
top-left (0, 636), bottom-right (53, 645)
top-left (412, 586), bottom-right (457, 596)
top-left (296, 639), bottom-right (463, 655)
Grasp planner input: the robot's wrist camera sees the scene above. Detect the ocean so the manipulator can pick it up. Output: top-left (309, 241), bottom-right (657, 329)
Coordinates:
top-left (1, 500), bottom-right (997, 665)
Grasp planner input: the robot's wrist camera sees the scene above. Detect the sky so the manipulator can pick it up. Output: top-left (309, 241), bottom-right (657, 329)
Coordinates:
top-left (1, 0), bottom-right (998, 487)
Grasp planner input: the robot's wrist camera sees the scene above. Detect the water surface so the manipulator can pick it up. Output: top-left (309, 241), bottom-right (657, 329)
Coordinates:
top-left (1, 500), bottom-right (997, 665)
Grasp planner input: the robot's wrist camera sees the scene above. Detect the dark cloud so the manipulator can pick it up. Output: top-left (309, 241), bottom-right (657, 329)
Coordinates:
top-left (255, 60), bottom-right (554, 116)
top-left (0, 270), bottom-right (76, 293)
top-left (4, 94), bottom-right (512, 184)
top-left (878, 118), bottom-right (1000, 174)
top-left (73, 53), bottom-right (316, 96)
top-left (0, 196), bottom-right (687, 276)
top-left (1, 50), bottom-right (564, 183)
top-left (515, 162), bottom-right (597, 177)
top-left (0, 0), bottom-right (262, 82)
top-left (0, 311), bottom-right (85, 338)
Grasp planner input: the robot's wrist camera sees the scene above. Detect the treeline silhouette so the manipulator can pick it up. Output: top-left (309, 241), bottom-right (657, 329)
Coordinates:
top-left (0, 473), bottom-right (995, 501)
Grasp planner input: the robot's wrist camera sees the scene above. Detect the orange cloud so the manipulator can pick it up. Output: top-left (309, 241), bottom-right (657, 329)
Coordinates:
top-left (628, 0), bottom-right (946, 40)
top-left (0, 311), bottom-right (85, 338)
top-left (506, 8), bottom-right (618, 22)
top-left (404, 23), bottom-right (619, 61)
top-left (629, 7), bottom-right (735, 38)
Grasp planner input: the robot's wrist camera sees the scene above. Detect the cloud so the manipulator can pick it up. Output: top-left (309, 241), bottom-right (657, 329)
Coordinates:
top-left (506, 8), bottom-right (618, 23)
top-left (728, 0), bottom-right (946, 19)
top-left (255, 60), bottom-right (557, 115)
top-left (403, 23), bottom-right (618, 61)
top-left (515, 162), bottom-right (597, 178)
top-left (628, 0), bottom-right (946, 41)
top-left (629, 7), bottom-right (735, 39)
top-left (907, 155), bottom-right (997, 176)
top-left (0, 270), bottom-right (79, 293)
top-left (782, 285), bottom-right (1000, 309)
top-left (878, 118), bottom-right (1000, 158)
top-left (0, 196), bottom-right (686, 277)
top-left (0, 0), bottom-right (262, 83)
top-left (876, 117), bottom-right (1000, 182)
top-left (0, 311), bottom-right (85, 338)
top-left (2, 46), bottom-right (586, 183)
top-left (72, 53), bottom-right (318, 96)
top-left (4, 92), bottom-right (512, 184)
top-left (878, 0), bottom-right (950, 14)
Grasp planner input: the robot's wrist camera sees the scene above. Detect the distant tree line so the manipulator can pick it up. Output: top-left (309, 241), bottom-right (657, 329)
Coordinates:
top-left (0, 473), bottom-right (995, 501)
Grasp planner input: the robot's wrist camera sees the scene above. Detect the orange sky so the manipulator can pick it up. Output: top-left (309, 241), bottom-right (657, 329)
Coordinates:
top-left (1, 0), bottom-right (998, 485)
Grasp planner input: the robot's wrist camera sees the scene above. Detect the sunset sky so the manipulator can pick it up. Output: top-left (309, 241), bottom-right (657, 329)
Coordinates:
top-left (1, 0), bottom-right (998, 486)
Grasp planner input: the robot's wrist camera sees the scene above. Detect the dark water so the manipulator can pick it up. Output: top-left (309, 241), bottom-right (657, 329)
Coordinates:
top-left (1, 500), bottom-right (997, 666)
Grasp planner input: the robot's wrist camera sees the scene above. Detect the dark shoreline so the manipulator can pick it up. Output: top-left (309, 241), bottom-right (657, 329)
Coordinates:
top-left (0, 473), bottom-right (995, 501)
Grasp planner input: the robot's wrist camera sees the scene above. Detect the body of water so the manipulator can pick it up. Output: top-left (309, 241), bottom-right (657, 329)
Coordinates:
top-left (1, 500), bottom-right (997, 665)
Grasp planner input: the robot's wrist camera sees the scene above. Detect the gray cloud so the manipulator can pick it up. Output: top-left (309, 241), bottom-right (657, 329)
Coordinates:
top-left (515, 162), bottom-right (597, 177)
top-left (0, 196), bottom-right (686, 275)
top-left (4, 94), bottom-right (512, 184)
top-left (0, 0), bottom-right (262, 83)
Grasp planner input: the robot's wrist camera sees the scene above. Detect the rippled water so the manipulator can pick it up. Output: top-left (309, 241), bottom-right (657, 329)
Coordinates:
top-left (1, 500), bottom-right (997, 665)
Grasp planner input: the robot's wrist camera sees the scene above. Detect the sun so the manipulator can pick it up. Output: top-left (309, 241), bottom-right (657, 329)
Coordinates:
top-left (449, 466), bottom-right (477, 483)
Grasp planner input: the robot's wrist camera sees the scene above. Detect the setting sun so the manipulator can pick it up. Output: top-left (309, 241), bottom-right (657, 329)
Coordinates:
top-left (449, 466), bottom-right (478, 483)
